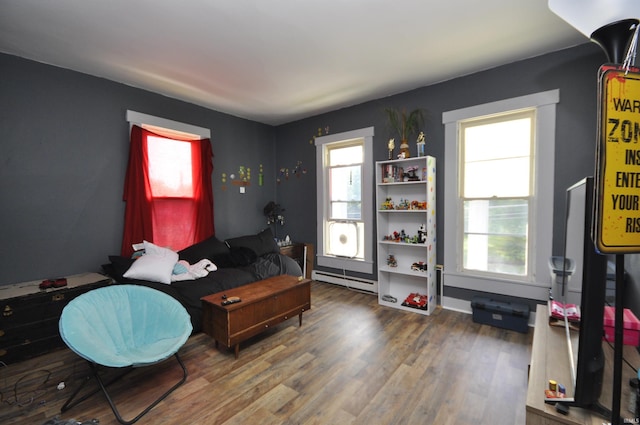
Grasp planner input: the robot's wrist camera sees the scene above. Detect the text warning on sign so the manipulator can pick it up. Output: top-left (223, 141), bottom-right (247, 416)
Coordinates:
top-left (595, 66), bottom-right (640, 253)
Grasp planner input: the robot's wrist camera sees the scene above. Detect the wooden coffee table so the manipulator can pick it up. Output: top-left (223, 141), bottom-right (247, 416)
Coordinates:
top-left (201, 275), bottom-right (311, 358)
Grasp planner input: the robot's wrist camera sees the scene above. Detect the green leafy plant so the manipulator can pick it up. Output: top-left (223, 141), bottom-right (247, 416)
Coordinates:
top-left (385, 108), bottom-right (424, 142)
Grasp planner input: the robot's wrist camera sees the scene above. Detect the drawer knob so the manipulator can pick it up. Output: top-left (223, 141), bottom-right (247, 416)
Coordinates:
top-left (265, 324), bottom-right (269, 328)
top-left (284, 316), bottom-right (288, 320)
top-left (52, 293), bottom-right (65, 302)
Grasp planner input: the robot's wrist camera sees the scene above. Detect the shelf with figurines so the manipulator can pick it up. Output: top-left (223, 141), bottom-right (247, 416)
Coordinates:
top-left (380, 226), bottom-right (428, 246)
top-left (379, 254), bottom-right (429, 277)
top-left (379, 197), bottom-right (427, 212)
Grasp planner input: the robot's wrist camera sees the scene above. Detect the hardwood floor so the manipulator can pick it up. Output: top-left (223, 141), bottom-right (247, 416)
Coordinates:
top-left (0, 281), bottom-right (533, 425)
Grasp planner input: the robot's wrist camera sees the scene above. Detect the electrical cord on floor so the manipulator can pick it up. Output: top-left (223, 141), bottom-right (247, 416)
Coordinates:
top-left (341, 267), bottom-right (375, 295)
top-left (0, 361), bottom-right (52, 407)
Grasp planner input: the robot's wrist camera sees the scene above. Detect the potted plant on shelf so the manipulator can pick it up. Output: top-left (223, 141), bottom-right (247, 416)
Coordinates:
top-left (384, 108), bottom-right (424, 158)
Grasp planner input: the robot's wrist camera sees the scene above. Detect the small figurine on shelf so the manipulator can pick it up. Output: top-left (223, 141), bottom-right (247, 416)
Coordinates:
top-left (396, 198), bottom-right (410, 210)
top-left (417, 224), bottom-right (427, 244)
top-left (387, 138), bottom-right (395, 160)
top-left (402, 292), bottom-right (428, 310)
top-left (416, 131), bottom-right (426, 157)
top-left (399, 140), bottom-right (411, 158)
top-left (387, 254), bottom-right (398, 267)
top-left (404, 166), bottom-right (420, 181)
top-left (411, 261), bottom-right (427, 272)
top-left (386, 231), bottom-right (402, 242)
top-left (410, 200), bottom-right (426, 210)
top-left (380, 197), bottom-right (394, 210)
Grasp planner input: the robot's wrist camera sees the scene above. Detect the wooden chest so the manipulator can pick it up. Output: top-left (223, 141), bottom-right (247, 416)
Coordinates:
top-left (201, 275), bottom-right (311, 358)
top-left (0, 272), bottom-right (111, 364)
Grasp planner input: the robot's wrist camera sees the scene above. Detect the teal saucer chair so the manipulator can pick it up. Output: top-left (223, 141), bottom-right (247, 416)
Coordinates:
top-left (59, 284), bottom-right (192, 424)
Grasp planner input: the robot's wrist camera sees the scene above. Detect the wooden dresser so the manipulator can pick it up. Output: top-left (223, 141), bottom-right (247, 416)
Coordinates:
top-left (0, 272), bottom-right (111, 364)
top-left (201, 275), bottom-right (311, 358)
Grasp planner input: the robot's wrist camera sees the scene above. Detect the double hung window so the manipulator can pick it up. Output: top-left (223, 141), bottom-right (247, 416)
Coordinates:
top-left (326, 142), bottom-right (363, 259)
top-left (460, 111), bottom-right (534, 276)
top-left (315, 127), bottom-right (374, 274)
top-left (443, 90), bottom-right (558, 300)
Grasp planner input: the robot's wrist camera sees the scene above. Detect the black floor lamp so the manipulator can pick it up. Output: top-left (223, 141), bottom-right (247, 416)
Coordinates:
top-left (549, 2), bottom-right (639, 424)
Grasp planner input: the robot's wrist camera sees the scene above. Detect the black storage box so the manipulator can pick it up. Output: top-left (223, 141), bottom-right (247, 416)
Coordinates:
top-left (470, 296), bottom-right (530, 333)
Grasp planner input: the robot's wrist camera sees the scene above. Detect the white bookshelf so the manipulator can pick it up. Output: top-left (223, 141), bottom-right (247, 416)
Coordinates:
top-left (376, 156), bottom-right (436, 315)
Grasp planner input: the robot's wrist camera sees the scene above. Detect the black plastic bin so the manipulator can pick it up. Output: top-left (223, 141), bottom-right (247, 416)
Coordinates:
top-left (470, 296), bottom-right (530, 333)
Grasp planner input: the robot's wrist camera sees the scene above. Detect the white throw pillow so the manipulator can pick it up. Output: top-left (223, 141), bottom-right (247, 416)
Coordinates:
top-left (123, 241), bottom-right (179, 284)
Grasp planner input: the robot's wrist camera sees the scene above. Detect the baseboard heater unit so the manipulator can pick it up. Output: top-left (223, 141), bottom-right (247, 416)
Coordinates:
top-left (311, 270), bottom-right (378, 293)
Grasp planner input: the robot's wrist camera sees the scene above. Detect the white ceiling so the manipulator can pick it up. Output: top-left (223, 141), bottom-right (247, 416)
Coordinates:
top-left (0, 0), bottom-right (588, 125)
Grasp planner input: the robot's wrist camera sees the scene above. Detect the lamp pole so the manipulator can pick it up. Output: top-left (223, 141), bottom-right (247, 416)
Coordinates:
top-left (590, 18), bottom-right (638, 425)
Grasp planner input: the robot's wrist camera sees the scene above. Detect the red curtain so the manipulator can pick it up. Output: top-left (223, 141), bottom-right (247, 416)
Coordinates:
top-left (121, 125), bottom-right (214, 257)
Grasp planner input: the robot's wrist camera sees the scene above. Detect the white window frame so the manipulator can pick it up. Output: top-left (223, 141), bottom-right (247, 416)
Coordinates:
top-left (126, 110), bottom-right (210, 139)
top-left (315, 127), bottom-right (374, 274)
top-left (442, 90), bottom-right (559, 301)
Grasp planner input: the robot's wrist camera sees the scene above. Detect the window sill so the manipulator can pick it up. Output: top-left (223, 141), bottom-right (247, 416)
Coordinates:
top-left (317, 255), bottom-right (373, 274)
top-left (443, 271), bottom-right (549, 301)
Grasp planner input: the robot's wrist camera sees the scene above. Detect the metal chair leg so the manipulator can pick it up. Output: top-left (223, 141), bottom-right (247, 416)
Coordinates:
top-left (61, 353), bottom-right (188, 425)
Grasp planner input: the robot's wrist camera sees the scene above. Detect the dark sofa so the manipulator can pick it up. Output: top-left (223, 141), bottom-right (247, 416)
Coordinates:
top-left (102, 228), bottom-right (303, 332)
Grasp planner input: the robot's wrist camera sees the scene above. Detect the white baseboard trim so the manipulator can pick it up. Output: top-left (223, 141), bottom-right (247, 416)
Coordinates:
top-left (311, 270), bottom-right (378, 293)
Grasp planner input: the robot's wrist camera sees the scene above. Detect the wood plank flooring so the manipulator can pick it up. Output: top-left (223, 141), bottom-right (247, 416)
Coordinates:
top-left (0, 281), bottom-right (533, 425)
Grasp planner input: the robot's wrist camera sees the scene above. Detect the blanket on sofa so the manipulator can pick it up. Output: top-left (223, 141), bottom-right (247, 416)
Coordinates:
top-left (102, 228), bottom-right (303, 332)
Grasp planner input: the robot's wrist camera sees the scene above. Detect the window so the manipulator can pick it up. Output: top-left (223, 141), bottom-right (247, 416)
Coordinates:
top-left (326, 142), bottom-right (363, 258)
top-left (315, 127), bottom-right (374, 274)
top-left (461, 111), bottom-right (534, 276)
top-left (122, 111), bottom-right (214, 256)
top-left (442, 90), bottom-right (559, 301)
top-left (146, 134), bottom-right (200, 250)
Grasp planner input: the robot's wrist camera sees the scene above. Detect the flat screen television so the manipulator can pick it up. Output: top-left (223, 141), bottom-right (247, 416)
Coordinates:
top-left (555, 177), bottom-right (609, 417)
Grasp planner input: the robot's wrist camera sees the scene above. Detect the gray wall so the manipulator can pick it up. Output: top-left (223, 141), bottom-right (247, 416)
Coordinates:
top-left (276, 43), bottom-right (605, 271)
top-left (274, 42), bottom-right (640, 312)
top-left (1, 54), bottom-right (277, 285)
top-left (2, 44), bottom-right (639, 315)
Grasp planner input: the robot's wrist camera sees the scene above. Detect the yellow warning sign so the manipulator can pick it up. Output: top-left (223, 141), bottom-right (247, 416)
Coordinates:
top-left (595, 66), bottom-right (640, 253)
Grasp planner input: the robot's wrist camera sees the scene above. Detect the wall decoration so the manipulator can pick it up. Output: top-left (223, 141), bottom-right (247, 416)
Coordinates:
top-left (277, 167), bottom-right (288, 184)
top-left (221, 164), bottom-right (261, 192)
top-left (293, 160), bottom-right (307, 177)
top-left (277, 161), bottom-right (307, 184)
top-left (221, 172), bottom-right (228, 191)
top-left (232, 165), bottom-right (250, 186)
top-left (308, 126), bottom-right (330, 144)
